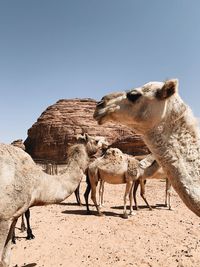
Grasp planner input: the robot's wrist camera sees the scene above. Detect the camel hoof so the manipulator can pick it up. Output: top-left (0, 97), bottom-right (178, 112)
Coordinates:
top-left (129, 212), bottom-right (136, 216)
top-left (26, 234), bottom-right (35, 240)
top-left (121, 213), bottom-right (128, 219)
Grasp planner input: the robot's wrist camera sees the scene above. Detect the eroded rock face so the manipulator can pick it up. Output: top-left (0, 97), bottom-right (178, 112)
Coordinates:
top-left (24, 98), bottom-right (148, 163)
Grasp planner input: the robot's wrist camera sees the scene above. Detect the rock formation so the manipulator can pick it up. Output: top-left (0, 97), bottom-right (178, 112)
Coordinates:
top-left (24, 98), bottom-right (148, 163)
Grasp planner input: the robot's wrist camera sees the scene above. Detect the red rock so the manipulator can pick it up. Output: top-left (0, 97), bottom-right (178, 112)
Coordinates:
top-left (24, 98), bottom-right (148, 163)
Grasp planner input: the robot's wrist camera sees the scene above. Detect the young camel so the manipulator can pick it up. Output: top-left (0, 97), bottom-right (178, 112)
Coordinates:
top-left (0, 135), bottom-right (99, 267)
top-left (94, 79), bottom-right (200, 217)
top-left (85, 148), bottom-right (160, 219)
top-left (88, 148), bottom-right (141, 218)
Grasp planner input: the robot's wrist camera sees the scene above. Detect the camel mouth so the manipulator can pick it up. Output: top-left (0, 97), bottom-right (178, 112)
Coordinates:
top-left (93, 107), bottom-right (107, 125)
top-left (94, 92), bottom-right (126, 125)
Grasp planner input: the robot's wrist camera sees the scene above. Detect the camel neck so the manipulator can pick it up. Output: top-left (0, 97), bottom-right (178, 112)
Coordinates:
top-left (34, 166), bottom-right (83, 205)
top-left (144, 108), bottom-right (200, 216)
top-left (32, 146), bottom-right (88, 206)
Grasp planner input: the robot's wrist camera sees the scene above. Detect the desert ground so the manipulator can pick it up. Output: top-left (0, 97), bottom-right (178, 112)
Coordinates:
top-left (11, 179), bottom-right (200, 267)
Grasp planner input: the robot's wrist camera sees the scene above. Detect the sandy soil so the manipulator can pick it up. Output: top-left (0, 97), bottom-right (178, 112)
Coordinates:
top-left (11, 180), bottom-right (200, 267)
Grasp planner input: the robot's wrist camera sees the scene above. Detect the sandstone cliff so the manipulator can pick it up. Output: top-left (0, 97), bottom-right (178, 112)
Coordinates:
top-left (24, 98), bottom-right (148, 163)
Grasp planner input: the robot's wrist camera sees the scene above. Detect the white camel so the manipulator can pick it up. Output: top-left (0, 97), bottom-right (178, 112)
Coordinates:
top-left (94, 79), bottom-right (200, 217)
top-left (0, 134), bottom-right (100, 267)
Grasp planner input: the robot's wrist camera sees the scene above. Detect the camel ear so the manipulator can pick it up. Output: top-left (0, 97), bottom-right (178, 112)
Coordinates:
top-left (76, 133), bottom-right (86, 142)
top-left (84, 133), bottom-right (89, 142)
top-left (156, 79), bottom-right (178, 100)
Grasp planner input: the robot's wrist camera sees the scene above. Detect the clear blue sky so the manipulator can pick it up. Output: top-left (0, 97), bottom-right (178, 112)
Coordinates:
top-left (0, 0), bottom-right (200, 143)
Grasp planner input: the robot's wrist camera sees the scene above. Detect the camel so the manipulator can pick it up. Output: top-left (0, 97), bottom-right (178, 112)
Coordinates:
top-left (84, 148), bottom-right (162, 218)
top-left (85, 147), bottom-right (140, 218)
top-left (133, 167), bottom-right (172, 210)
top-left (11, 140), bottom-right (34, 243)
top-left (98, 166), bottom-right (172, 211)
top-left (90, 154), bottom-right (171, 213)
top-left (132, 155), bottom-right (172, 210)
top-left (72, 134), bottom-right (109, 205)
top-left (94, 79), bottom-right (200, 217)
top-left (0, 134), bottom-right (100, 267)
top-left (58, 134), bottom-right (109, 206)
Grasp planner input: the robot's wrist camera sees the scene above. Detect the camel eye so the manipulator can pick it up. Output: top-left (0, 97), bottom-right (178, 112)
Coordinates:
top-left (126, 91), bottom-right (142, 102)
top-left (97, 100), bottom-right (105, 108)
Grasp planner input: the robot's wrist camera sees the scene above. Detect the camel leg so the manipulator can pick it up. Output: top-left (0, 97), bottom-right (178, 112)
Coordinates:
top-left (122, 181), bottom-right (133, 219)
top-left (0, 221), bottom-right (10, 267)
top-left (140, 179), bottom-right (152, 210)
top-left (74, 183), bottom-right (82, 206)
top-left (84, 173), bottom-right (91, 214)
top-left (11, 217), bottom-right (18, 244)
top-left (88, 169), bottom-right (103, 216)
top-left (99, 180), bottom-right (105, 207)
top-left (133, 179), bottom-right (140, 210)
top-left (12, 212), bottom-right (28, 244)
top-left (2, 219), bottom-right (18, 267)
top-left (129, 182), bottom-right (136, 216)
top-left (91, 183), bottom-right (103, 216)
top-left (20, 214), bottom-right (26, 232)
top-left (25, 209), bottom-right (35, 240)
top-left (165, 178), bottom-right (172, 210)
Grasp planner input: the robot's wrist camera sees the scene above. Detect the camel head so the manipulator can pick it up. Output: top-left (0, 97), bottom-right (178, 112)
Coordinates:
top-left (94, 79), bottom-right (179, 134)
top-left (76, 133), bottom-right (108, 156)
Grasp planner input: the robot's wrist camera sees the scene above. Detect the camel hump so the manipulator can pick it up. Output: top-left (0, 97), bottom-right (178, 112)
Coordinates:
top-left (98, 148), bottom-right (127, 174)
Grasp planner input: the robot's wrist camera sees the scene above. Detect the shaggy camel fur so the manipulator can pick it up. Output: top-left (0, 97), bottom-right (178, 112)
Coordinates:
top-left (94, 79), bottom-right (200, 217)
top-left (0, 135), bottom-right (99, 267)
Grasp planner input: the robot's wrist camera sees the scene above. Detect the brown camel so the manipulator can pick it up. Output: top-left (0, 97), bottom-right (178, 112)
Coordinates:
top-left (0, 134), bottom-right (99, 267)
top-left (94, 79), bottom-right (200, 217)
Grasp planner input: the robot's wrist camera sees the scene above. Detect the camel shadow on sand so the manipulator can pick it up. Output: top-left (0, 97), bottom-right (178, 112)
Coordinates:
top-left (19, 263), bottom-right (37, 267)
top-left (111, 204), bottom-right (168, 210)
top-left (62, 209), bottom-right (121, 218)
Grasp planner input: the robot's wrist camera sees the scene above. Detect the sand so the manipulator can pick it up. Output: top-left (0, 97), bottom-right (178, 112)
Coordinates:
top-left (11, 180), bottom-right (200, 267)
